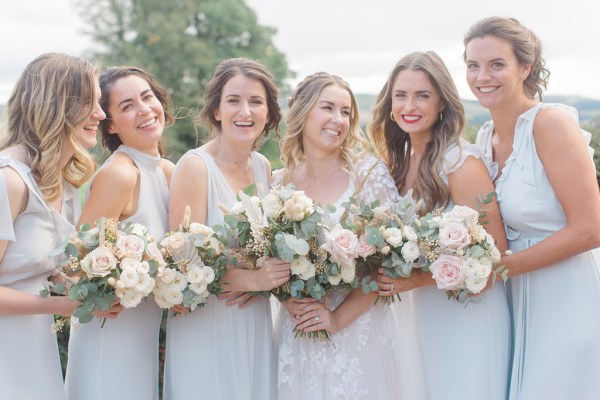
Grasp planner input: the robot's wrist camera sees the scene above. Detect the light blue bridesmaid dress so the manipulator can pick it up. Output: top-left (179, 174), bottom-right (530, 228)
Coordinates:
top-left (407, 140), bottom-right (511, 400)
top-left (476, 103), bottom-right (600, 400)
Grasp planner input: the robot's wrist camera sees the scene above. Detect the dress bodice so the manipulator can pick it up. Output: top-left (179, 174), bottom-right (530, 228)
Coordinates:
top-left (476, 103), bottom-right (594, 242)
top-left (0, 156), bottom-right (78, 292)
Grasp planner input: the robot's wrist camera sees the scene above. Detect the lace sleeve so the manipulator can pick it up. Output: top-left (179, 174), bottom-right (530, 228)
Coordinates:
top-left (0, 160), bottom-right (17, 241)
top-left (354, 155), bottom-right (400, 206)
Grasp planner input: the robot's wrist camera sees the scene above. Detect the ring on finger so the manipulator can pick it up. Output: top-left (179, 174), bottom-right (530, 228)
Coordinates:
top-left (315, 316), bottom-right (320, 323)
top-left (390, 283), bottom-right (394, 293)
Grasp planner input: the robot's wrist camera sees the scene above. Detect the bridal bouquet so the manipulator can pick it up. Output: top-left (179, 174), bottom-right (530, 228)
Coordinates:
top-left (416, 204), bottom-right (508, 303)
top-left (153, 208), bottom-right (230, 312)
top-left (341, 192), bottom-right (420, 304)
top-left (43, 219), bottom-right (161, 331)
top-left (224, 185), bottom-right (360, 341)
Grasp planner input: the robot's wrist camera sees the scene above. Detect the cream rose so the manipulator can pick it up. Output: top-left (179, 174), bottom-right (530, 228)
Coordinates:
top-left (202, 236), bottom-right (222, 255)
top-left (402, 225), bottom-right (418, 242)
top-left (160, 233), bottom-right (187, 256)
top-left (80, 246), bottom-right (117, 278)
top-left (189, 222), bottom-right (215, 236)
top-left (160, 267), bottom-right (177, 284)
top-left (189, 282), bottom-right (209, 295)
top-left (290, 256), bottom-right (316, 280)
top-left (465, 275), bottom-right (488, 294)
top-left (119, 289), bottom-right (143, 308)
top-left (115, 235), bottom-right (145, 260)
top-left (130, 223), bottom-right (148, 237)
top-left (339, 262), bottom-right (356, 284)
top-left (135, 274), bottom-right (155, 296)
top-left (119, 268), bottom-right (140, 288)
top-left (202, 266), bottom-right (216, 283)
top-left (185, 266), bottom-right (206, 284)
top-left (283, 191), bottom-right (314, 221)
top-left (429, 254), bottom-right (464, 291)
top-left (439, 222), bottom-right (471, 252)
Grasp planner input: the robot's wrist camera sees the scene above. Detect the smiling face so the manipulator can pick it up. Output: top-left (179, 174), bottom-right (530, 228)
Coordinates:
top-left (106, 74), bottom-right (165, 155)
top-left (73, 78), bottom-right (105, 149)
top-left (213, 74), bottom-right (269, 147)
top-left (301, 83), bottom-right (352, 155)
top-left (390, 69), bottom-right (444, 140)
top-left (465, 35), bottom-right (531, 110)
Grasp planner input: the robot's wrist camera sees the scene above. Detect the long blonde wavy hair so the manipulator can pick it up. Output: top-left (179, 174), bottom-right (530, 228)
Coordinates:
top-left (0, 53), bottom-right (97, 201)
top-left (279, 72), bottom-right (367, 181)
top-left (368, 52), bottom-right (465, 213)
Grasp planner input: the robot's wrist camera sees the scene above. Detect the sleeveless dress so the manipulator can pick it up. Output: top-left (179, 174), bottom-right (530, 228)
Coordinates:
top-left (406, 141), bottom-right (511, 400)
top-left (65, 145), bottom-right (169, 400)
top-left (163, 147), bottom-right (275, 400)
top-left (0, 156), bottom-right (80, 400)
top-left (274, 155), bottom-right (425, 400)
top-left (476, 103), bottom-right (600, 400)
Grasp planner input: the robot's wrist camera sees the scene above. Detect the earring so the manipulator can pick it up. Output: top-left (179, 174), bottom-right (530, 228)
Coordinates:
top-left (390, 111), bottom-right (396, 122)
top-left (439, 112), bottom-right (443, 121)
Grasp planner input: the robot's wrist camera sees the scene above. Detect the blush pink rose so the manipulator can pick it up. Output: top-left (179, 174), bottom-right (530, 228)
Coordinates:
top-left (116, 235), bottom-right (145, 260)
top-left (321, 225), bottom-right (358, 270)
top-left (438, 222), bottom-right (470, 252)
top-left (356, 234), bottom-right (376, 259)
top-left (429, 254), bottom-right (464, 290)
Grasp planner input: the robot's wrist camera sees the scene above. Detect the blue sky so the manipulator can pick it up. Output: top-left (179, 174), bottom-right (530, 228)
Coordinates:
top-left (1, 0), bottom-right (598, 102)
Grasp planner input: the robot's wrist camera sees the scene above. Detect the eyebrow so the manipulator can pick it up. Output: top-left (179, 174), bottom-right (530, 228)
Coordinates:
top-left (117, 89), bottom-right (152, 108)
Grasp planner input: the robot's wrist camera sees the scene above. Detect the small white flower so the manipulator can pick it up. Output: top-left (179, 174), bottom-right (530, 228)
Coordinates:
top-left (290, 256), bottom-right (316, 280)
top-left (119, 268), bottom-right (139, 289)
top-left (262, 192), bottom-right (284, 219)
top-left (401, 241), bottom-right (420, 263)
top-left (172, 271), bottom-right (189, 291)
top-left (120, 289), bottom-right (143, 308)
top-left (383, 227), bottom-right (404, 248)
top-left (160, 268), bottom-right (177, 284)
top-left (186, 266), bottom-right (206, 284)
top-left (402, 225), bottom-right (418, 242)
top-left (203, 266), bottom-right (215, 283)
top-left (189, 282), bottom-right (208, 295)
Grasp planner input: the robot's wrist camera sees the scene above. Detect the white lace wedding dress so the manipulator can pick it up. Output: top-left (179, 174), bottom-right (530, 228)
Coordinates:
top-left (272, 154), bottom-right (426, 400)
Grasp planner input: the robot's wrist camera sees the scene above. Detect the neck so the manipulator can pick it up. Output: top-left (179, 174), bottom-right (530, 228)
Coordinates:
top-left (211, 136), bottom-right (253, 169)
top-left (408, 132), bottom-right (431, 156)
top-left (489, 96), bottom-right (538, 139)
top-left (123, 143), bottom-right (160, 157)
top-left (299, 148), bottom-right (344, 180)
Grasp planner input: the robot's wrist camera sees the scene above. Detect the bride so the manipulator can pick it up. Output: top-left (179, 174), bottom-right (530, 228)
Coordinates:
top-left (273, 72), bottom-right (422, 399)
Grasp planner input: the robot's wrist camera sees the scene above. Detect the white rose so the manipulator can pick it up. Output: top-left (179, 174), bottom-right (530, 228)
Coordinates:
top-left (119, 268), bottom-right (139, 288)
top-left (135, 273), bottom-right (155, 296)
top-left (186, 266), bottom-right (206, 284)
top-left (262, 192), bottom-right (284, 219)
top-left (136, 261), bottom-right (150, 274)
top-left (320, 225), bottom-right (359, 271)
top-left (465, 275), bottom-right (488, 294)
top-left (444, 205), bottom-right (480, 227)
top-left (115, 235), bottom-right (145, 260)
top-left (160, 267), bottom-right (177, 284)
top-left (203, 266), bottom-right (216, 284)
top-left (164, 286), bottom-right (184, 306)
top-left (130, 223), bottom-right (148, 238)
top-left (120, 289), bottom-right (143, 308)
top-left (189, 282), bottom-right (208, 295)
top-left (80, 246), bottom-right (118, 278)
top-left (283, 191), bottom-right (314, 221)
top-left (402, 225), bottom-right (418, 242)
top-left (383, 227), bottom-right (404, 248)
top-left (189, 223), bottom-right (215, 236)
top-left (153, 291), bottom-right (170, 309)
top-left (290, 256), bottom-right (316, 280)
top-left (439, 222), bottom-right (471, 252)
top-left (401, 241), bottom-right (420, 263)
top-left (172, 271), bottom-right (189, 291)
top-left (120, 257), bottom-right (140, 271)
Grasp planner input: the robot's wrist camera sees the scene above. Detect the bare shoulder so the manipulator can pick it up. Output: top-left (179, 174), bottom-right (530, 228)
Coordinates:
top-left (534, 107), bottom-right (581, 142)
top-left (160, 158), bottom-right (176, 184)
top-left (92, 153), bottom-right (138, 192)
top-left (254, 152), bottom-right (272, 176)
top-left (0, 166), bottom-right (28, 215)
top-left (174, 152), bottom-right (208, 180)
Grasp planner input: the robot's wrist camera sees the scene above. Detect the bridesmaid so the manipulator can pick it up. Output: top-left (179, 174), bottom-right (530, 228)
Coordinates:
top-left (370, 51), bottom-right (511, 400)
top-left (273, 72), bottom-right (414, 399)
top-left (165, 58), bottom-right (289, 400)
top-left (464, 16), bottom-right (600, 399)
top-left (0, 53), bottom-right (115, 400)
top-left (65, 66), bottom-right (174, 400)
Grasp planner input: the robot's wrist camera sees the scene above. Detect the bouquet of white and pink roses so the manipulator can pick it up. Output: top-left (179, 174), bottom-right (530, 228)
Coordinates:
top-left (224, 185), bottom-right (361, 341)
top-left (43, 219), bottom-right (161, 331)
top-left (153, 208), bottom-right (231, 312)
top-left (416, 203), bottom-right (508, 303)
top-left (341, 192), bottom-right (420, 304)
